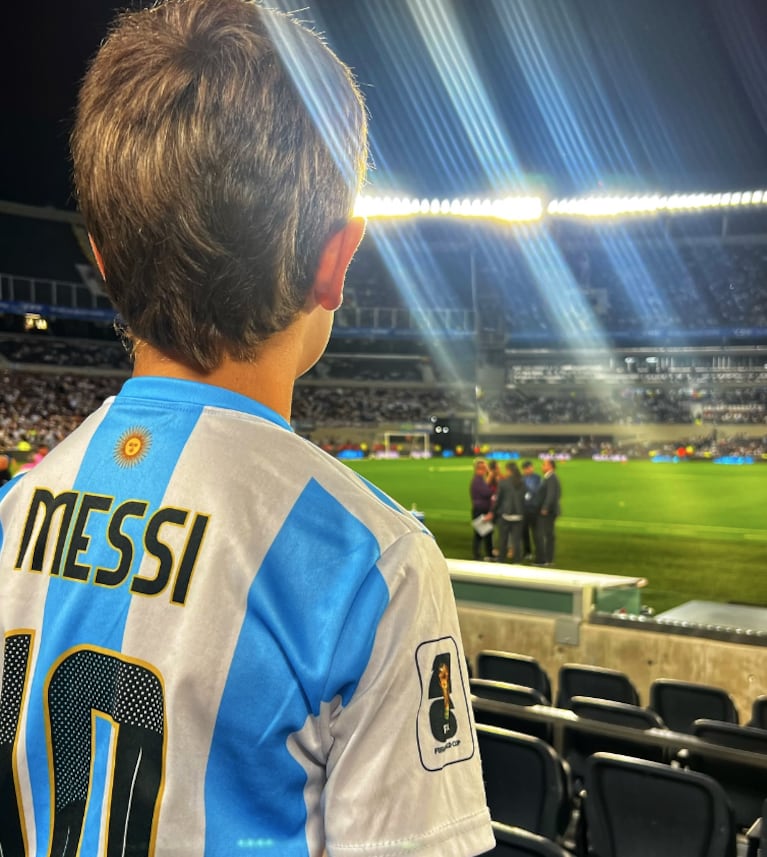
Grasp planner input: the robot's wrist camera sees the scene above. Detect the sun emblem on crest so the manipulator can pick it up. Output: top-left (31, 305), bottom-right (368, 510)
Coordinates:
top-left (115, 427), bottom-right (151, 468)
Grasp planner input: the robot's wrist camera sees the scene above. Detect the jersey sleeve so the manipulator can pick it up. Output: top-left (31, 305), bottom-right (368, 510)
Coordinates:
top-left (322, 530), bottom-right (494, 857)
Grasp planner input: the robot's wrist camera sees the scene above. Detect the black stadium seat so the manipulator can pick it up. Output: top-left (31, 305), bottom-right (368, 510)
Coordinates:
top-left (748, 695), bottom-right (767, 729)
top-left (485, 822), bottom-right (573, 857)
top-left (471, 679), bottom-right (553, 744)
top-left (476, 651), bottom-right (552, 703)
top-left (649, 679), bottom-right (738, 734)
top-left (476, 725), bottom-right (572, 842)
top-left (685, 719), bottom-right (767, 830)
top-left (563, 695), bottom-right (668, 781)
top-left (585, 752), bottom-right (736, 857)
top-left (555, 663), bottom-right (640, 709)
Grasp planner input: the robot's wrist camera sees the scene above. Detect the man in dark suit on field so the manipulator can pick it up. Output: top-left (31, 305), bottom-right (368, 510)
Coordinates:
top-left (538, 458), bottom-right (562, 566)
top-left (521, 460), bottom-right (542, 563)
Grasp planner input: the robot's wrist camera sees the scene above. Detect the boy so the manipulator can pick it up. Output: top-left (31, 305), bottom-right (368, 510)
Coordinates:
top-left (0, 2), bottom-right (493, 855)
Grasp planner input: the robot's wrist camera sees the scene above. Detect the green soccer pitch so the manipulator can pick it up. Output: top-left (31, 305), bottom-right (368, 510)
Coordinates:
top-left (344, 457), bottom-right (767, 615)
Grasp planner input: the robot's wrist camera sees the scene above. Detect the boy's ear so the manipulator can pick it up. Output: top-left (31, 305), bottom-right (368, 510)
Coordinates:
top-left (311, 217), bottom-right (366, 311)
top-left (88, 234), bottom-right (106, 280)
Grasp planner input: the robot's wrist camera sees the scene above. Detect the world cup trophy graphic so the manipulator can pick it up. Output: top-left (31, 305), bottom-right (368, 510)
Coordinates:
top-left (428, 654), bottom-right (458, 742)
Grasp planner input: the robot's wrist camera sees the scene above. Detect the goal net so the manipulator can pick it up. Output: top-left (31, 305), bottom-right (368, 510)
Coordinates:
top-left (382, 431), bottom-right (431, 458)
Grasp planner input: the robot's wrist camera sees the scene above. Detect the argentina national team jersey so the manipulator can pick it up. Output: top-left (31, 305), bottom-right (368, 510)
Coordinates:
top-left (0, 377), bottom-right (493, 857)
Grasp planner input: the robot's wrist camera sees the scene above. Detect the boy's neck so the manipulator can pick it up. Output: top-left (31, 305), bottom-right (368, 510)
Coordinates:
top-left (131, 339), bottom-right (299, 421)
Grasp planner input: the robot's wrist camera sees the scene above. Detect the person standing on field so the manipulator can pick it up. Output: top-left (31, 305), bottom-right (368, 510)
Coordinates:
top-left (470, 458), bottom-right (495, 560)
top-left (0, 3), bottom-right (493, 855)
top-left (521, 459), bottom-right (543, 562)
top-left (492, 460), bottom-right (525, 562)
top-left (538, 458), bottom-right (562, 566)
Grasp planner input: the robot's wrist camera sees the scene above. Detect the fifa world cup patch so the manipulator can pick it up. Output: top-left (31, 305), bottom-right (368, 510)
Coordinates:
top-left (415, 636), bottom-right (475, 771)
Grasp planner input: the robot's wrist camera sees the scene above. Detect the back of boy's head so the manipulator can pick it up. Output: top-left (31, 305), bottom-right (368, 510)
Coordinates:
top-left (72, 0), bottom-right (368, 371)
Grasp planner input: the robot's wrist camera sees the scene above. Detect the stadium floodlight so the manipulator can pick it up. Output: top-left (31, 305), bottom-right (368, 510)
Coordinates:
top-left (493, 196), bottom-right (543, 221)
top-left (353, 196), bottom-right (421, 218)
top-left (356, 187), bottom-right (767, 222)
top-left (354, 193), bottom-right (543, 222)
top-left (547, 188), bottom-right (767, 219)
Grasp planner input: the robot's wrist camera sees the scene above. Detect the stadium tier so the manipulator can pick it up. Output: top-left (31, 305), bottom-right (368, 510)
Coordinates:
top-left (5, 202), bottom-right (767, 345)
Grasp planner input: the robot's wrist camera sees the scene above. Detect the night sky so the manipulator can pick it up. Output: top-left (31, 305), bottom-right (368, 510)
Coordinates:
top-left (2, 0), bottom-right (767, 210)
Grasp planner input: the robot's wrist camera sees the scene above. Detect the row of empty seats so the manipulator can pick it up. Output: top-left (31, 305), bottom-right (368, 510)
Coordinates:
top-left (472, 650), bottom-right (767, 855)
top-left (480, 732), bottom-right (740, 856)
top-left (475, 649), bottom-right (767, 731)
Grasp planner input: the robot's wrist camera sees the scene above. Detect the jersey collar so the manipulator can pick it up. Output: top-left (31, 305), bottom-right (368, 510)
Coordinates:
top-left (117, 376), bottom-right (293, 431)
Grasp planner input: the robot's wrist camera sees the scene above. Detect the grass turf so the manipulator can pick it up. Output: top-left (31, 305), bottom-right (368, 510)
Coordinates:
top-left (344, 457), bottom-right (767, 615)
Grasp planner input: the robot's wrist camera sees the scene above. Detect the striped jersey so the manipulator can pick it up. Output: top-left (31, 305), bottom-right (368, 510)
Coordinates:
top-left (0, 376), bottom-right (493, 857)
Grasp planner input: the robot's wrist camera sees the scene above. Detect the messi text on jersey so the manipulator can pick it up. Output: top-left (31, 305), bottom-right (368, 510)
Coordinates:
top-left (13, 487), bottom-right (209, 605)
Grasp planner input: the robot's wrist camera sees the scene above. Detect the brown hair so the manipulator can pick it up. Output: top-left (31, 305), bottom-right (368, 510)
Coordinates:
top-left (72, 0), bottom-right (367, 371)
top-left (506, 460), bottom-right (523, 487)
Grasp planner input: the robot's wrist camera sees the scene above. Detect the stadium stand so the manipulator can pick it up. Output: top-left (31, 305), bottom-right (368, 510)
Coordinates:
top-left (339, 217), bottom-right (767, 345)
top-left (2, 357), bottom-right (766, 461)
top-left (2, 204), bottom-right (767, 453)
top-left (470, 646), bottom-right (767, 849)
top-left (0, 334), bottom-right (128, 370)
top-left (471, 689), bottom-right (767, 855)
top-left (7, 204), bottom-right (767, 342)
top-left (0, 371), bottom-right (121, 449)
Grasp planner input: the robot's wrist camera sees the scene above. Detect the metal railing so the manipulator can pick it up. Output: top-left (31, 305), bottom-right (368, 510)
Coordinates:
top-left (0, 272), bottom-right (111, 312)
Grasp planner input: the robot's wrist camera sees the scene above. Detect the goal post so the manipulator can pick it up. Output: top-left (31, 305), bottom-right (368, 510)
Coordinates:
top-left (382, 430), bottom-right (431, 458)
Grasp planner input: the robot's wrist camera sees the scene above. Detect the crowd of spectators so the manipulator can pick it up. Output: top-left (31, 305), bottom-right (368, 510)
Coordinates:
top-left (293, 385), bottom-right (767, 427)
top-left (506, 360), bottom-right (767, 387)
top-left (0, 334), bottom-right (130, 370)
top-left (303, 355), bottom-right (428, 383)
top-left (697, 388), bottom-right (767, 424)
top-left (600, 432), bottom-right (767, 460)
top-left (291, 385), bottom-right (469, 427)
top-left (0, 354), bottom-right (764, 448)
top-left (482, 388), bottom-right (699, 424)
top-left (18, 333), bottom-right (766, 394)
top-left (0, 372), bottom-right (121, 450)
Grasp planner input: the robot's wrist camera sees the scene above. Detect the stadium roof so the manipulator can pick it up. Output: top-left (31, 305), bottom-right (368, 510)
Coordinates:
top-left (2, 0), bottom-right (767, 210)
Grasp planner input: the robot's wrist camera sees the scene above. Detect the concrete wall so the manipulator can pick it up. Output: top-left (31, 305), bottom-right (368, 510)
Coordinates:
top-left (458, 603), bottom-right (767, 721)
